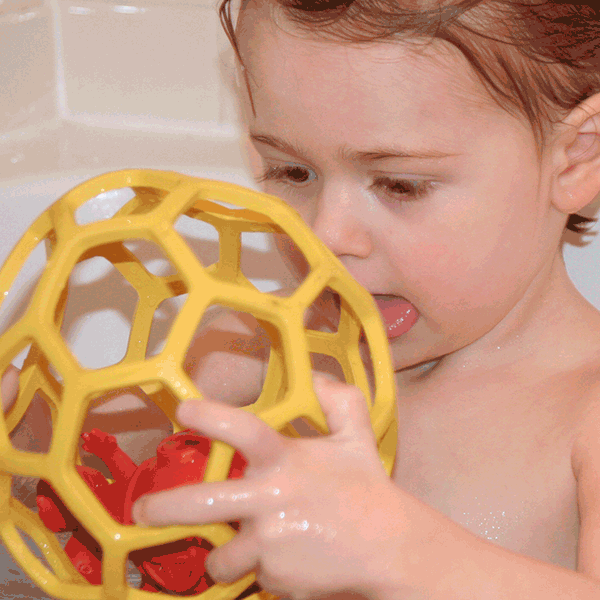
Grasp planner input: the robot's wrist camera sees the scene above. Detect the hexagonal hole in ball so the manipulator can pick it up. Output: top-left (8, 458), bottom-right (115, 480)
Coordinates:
top-left (184, 304), bottom-right (274, 409)
top-left (59, 253), bottom-right (138, 369)
top-left (2, 343), bottom-right (59, 458)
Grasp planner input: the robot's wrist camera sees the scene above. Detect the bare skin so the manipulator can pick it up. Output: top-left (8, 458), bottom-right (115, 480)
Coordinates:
top-left (393, 261), bottom-right (600, 570)
top-left (179, 266), bottom-right (600, 571)
top-left (133, 5), bottom-right (600, 600)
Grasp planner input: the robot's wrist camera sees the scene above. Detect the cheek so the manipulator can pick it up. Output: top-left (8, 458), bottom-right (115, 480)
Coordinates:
top-left (274, 234), bottom-right (311, 281)
top-left (392, 219), bottom-right (536, 312)
top-left (398, 240), bottom-right (488, 308)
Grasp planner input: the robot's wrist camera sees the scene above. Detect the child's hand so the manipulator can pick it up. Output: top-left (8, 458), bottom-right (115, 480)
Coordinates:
top-left (1, 364), bottom-right (19, 412)
top-left (185, 291), bottom-right (347, 410)
top-left (132, 377), bottom-right (406, 600)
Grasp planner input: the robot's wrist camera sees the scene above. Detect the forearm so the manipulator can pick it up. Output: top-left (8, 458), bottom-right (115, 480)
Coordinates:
top-left (9, 393), bottom-right (52, 453)
top-left (422, 535), bottom-right (598, 600)
top-left (185, 310), bottom-right (269, 407)
top-left (8, 394), bottom-right (53, 508)
top-left (372, 498), bottom-right (600, 600)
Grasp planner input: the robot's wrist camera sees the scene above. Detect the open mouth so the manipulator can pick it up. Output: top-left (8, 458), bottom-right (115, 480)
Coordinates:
top-left (372, 295), bottom-right (419, 339)
top-left (308, 290), bottom-right (418, 340)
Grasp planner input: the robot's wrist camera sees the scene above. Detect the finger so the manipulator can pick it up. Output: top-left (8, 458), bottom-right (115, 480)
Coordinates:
top-left (313, 375), bottom-right (373, 439)
top-left (177, 399), bottom-right (286, 465)
top-left (1, 365), bottom-right (19, 412)
top-left (206, 526), bottom-right (259, 584)
top-left (132, 478), bottom-right (265, 526)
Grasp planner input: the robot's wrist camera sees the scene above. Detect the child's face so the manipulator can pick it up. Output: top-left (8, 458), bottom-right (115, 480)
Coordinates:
top-left (237, 5), bottom-right (564, 372)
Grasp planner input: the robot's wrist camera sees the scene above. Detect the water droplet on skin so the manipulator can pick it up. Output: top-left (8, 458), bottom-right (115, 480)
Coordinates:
top-left (461, 506), bottom-right (508, 542)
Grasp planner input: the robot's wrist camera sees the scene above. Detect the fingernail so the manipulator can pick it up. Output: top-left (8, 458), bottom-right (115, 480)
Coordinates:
top-left (177, 399), bottom-right (200, 421)
top-left (132, 499), bottom-right (147, 526)
top-left (313, 373), bottom-right (338, 392)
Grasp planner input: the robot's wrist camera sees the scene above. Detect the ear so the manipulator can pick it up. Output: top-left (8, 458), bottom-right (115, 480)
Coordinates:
top-left (550, 92), bottom-right (600, 215)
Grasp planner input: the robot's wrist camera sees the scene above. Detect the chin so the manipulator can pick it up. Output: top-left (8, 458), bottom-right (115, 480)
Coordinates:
top-left (387, 334), bottom-right (445, 374)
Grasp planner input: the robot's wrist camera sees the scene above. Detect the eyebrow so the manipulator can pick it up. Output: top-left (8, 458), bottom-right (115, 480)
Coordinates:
top-left (249, 133), bottom-right (461, 162)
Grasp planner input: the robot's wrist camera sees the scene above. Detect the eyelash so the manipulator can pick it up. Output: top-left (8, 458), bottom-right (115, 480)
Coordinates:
top-left (371, 176), bottom-right (432, 201)
top-left (257, 165), bottom-right (314, 185)
top-left (257, 165), bottom-right (433, 200)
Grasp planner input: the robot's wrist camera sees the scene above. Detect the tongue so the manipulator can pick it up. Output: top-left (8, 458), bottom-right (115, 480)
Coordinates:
top-left (373, 296), bottom-right (419, 339)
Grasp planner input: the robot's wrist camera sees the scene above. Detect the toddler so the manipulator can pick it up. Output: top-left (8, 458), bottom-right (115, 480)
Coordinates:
top-left (132, 0), bottom-right (600, 598)
top-left (5, 0), bottom-right (600, 598)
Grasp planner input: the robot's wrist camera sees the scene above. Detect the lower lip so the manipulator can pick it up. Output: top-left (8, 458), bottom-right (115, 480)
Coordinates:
top-left (373, 296), bottom-right (419, 340)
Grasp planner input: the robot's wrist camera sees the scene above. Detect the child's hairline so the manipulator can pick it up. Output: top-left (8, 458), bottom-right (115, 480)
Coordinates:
top-left (224, 0), bottom-right (566, 150)
top-left (220, 0), bottom-right (598, 234)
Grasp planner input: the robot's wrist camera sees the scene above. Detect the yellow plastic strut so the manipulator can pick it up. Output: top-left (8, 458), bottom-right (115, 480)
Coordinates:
top-left (0, 170), bottom-right (396, 600)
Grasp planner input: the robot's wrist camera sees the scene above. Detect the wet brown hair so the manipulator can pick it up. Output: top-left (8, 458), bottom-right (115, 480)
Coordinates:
top-left (219, 0), bottom-right (600, 233)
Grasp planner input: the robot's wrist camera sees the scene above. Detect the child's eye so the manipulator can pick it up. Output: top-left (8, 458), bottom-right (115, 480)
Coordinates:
top-left (257, 164), bottom-right (316, 186)
top-left (371, 176), bottom-right (433, 201)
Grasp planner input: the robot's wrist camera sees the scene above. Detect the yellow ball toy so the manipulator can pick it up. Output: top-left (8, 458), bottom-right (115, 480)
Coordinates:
top-left (0, 169), bottom-right (396, 600)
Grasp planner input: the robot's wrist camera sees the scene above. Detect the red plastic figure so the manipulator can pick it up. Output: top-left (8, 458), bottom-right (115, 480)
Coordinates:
top-left (37, 428), bottom-right (247, 595)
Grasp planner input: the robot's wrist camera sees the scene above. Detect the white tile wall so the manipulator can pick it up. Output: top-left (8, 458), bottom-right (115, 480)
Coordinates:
top-left (0, 0), bottom-right (57, 134)
top-left (56, 0), bottom-right (238, 133)
top-left (0, 0), bottom-right (245, 179)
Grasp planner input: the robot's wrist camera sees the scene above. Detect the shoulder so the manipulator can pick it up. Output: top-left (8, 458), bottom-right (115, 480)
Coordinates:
top-left (557, 300), bottom-right (600, 488)
top-left (573, 404), bottom-right (600, 475)
top-left (571, 367), bottom-right (600, 575)
top-left (570, 352), bottom-right (600, 506)
top-left (572, 369), bottom-right (600, 478)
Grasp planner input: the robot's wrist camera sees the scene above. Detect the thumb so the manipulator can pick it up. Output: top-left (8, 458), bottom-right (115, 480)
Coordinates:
top-left (313, 375), bottom-right (374, 439)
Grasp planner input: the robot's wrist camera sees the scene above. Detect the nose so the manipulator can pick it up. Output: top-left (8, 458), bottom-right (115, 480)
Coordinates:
top-left (310, 183), bottom-right (373, 260)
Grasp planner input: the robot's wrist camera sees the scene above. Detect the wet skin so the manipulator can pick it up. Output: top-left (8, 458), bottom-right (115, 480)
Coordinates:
top-left (233, 4), bottom-right (600, 571)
